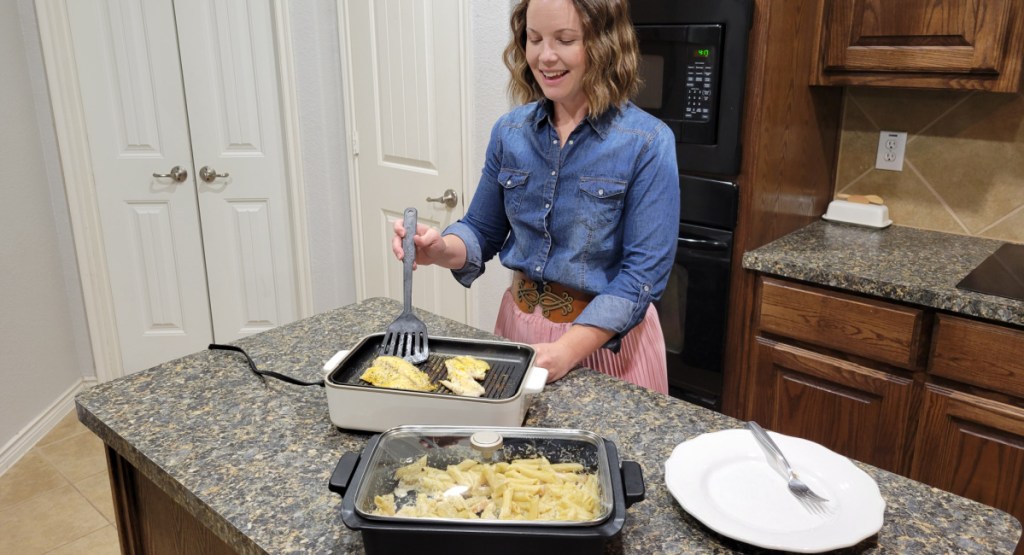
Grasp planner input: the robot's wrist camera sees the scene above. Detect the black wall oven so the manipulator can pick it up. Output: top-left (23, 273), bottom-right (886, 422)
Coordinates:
top-left (633, 0), bottom-right (753, 410)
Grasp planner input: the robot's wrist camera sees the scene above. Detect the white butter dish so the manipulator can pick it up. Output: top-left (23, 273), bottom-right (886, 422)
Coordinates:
top-left (822, 200), bottom-right (892, 229)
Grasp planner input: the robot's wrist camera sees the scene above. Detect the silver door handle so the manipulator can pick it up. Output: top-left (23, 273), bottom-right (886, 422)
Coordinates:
top-left (152, 166), bottom-right (188, 182)
top-left (426, 189), bottom-right (458, 208)
top-left (199, 166), bottom-right (229, 183)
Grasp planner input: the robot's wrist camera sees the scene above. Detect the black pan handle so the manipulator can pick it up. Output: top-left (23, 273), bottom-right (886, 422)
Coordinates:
top-left (621, 460), bottom-right (645, 507)
top-left (328, 452), bottom-right (361, 496)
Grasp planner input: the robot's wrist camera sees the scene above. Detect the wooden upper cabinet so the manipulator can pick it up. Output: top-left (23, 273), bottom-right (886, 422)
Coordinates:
top-left (813, 0), bottom-right (1024, 91)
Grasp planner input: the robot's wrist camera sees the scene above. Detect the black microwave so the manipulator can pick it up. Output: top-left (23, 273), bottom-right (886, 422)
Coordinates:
top-left (632, 0), bottom-right (753, 176)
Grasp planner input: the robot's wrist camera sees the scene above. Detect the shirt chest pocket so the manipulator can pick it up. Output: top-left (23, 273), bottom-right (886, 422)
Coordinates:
top-left (498, 169), bottom-right (530, 214)
top-left (578, 177), bottom-right (627, 229)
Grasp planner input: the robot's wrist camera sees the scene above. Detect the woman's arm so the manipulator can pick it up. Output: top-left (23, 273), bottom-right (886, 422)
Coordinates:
top-left (532, 325), bottom-right (615, 382)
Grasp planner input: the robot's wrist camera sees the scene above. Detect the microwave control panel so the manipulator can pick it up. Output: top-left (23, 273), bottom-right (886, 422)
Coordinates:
top-left (684, 46), bottom-right (717, 123)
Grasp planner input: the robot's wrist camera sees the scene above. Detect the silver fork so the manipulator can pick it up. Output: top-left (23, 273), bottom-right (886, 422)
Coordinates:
top-left (745, 421), bottom-right (831, 515)
top-left (379, 207), bottom-right (429, 364)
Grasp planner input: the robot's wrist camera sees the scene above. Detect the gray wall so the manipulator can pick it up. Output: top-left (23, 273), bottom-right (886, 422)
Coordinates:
top-left (1, 0), bottom-right (94, 453)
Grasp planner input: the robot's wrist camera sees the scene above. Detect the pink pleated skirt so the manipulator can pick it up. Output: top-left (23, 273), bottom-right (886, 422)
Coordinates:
top-left (493, 289), bottom-right (668, 394)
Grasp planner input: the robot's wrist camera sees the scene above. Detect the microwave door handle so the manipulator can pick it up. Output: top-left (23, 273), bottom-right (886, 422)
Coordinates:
top-left (678, 236), bottom-right (728, 251)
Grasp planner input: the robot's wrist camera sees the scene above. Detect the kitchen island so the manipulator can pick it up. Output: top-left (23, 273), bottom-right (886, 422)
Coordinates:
top-left (76, 297), bottom-right (1021, 554)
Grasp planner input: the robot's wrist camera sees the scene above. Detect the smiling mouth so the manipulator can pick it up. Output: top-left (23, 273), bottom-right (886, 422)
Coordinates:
top-left (541, 70), bottom-right (568, 80)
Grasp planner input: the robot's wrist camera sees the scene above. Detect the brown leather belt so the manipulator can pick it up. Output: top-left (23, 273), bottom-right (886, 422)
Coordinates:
top-left (511, 271), bottom-right (593, 323)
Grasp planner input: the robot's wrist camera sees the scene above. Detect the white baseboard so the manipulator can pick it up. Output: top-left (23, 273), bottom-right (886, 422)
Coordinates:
top-left (0, 377), bottom-right (97, 476)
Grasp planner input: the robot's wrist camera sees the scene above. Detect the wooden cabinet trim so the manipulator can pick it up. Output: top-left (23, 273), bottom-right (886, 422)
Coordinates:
top-left (769, 340), bottom-right (914, 394)
top-left (757, 277), bottom-right (926, 369)
top-left (931, 314), bottom-right (1024, 399)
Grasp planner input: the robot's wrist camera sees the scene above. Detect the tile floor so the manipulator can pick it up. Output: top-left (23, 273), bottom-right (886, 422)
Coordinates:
top-left (0, 409), bottom-right (120, 554)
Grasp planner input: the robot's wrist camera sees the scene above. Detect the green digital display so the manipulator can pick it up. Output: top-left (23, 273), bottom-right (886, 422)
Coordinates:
top-left (696, 48), bottom-right (711, 57)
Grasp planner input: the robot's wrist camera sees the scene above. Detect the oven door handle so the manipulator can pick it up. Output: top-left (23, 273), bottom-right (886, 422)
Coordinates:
top-left (678, 236), bottom-right (728, 251)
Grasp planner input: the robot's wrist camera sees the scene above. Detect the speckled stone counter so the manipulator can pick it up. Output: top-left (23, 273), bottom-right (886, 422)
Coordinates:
top-left (76, 297), bottom-right (1021, 554)
top-left (742, 221), bottom-right (1023, 327)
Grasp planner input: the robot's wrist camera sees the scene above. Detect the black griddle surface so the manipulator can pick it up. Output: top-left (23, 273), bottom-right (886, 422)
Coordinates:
top-left (327, 334), bottom-right (534, 400)
top-left (956, 243), bottom-right (1024, 302)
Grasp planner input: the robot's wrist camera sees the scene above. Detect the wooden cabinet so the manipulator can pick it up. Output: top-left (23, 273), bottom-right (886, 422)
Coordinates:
top-left (910, 384), bottom-right (1024, 532)
top-left (750, 338), bottom-right (914, 473)
top-left (931, 314), bottom-right (1024, 399)
top-left (746, 277), bottom-right (1024, 554)
top-left (812, 0), bottom-right (1024, 91)
top-left (750, 278), bottom-right (920, 474)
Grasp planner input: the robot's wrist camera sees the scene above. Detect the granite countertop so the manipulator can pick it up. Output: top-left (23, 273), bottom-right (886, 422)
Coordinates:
top-left (76, 297), bottom-right (1022, 554)
top-left (742, 220), bottom-right (1023, 327)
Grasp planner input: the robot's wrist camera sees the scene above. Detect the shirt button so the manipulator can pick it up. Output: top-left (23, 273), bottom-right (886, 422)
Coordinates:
top-left (535, 266), bottom-right (541, 272)
top-left (643, 285), bottom-right (650, 292)
top-left (545, 203), bottom-right (550, 209)
top-left (552, 139), bottom-right (558, 144)
top-left (568, 140), bottom-right (574, 145)
top-left (506, 180), bottom-right (511, 185)
top-left (551, 170), bottom-right (556, 176)
top-left (598, 188), bottom-right (605, 196)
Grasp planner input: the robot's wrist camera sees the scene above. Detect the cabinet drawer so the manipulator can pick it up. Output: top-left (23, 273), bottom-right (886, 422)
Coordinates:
top-left (931, 314), bottom-right (1024, 398)
top-left (757, 277), bottom-right (926, 369)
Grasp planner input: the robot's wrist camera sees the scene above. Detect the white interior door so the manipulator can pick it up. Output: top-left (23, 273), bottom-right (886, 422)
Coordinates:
top-left (65, 0), bottom-right (297, 373)
top-left (66, 0), bottom-right (211, 372)
top-left (176, 0), bottom-right (297, 338)
top-left (345, 0), bottom-right (468, 323)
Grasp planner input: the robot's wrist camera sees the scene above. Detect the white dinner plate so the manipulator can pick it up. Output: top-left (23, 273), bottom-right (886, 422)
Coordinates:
top-left (665, 429), bottom-right (885, 553)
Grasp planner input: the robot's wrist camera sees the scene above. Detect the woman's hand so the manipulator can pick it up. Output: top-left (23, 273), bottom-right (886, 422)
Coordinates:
top-left (532, 325), bottom-right (615, 384)
top-left (391, 220), bottom-right (445, 269)
top-left (531, 342), bottom-right (578, 382)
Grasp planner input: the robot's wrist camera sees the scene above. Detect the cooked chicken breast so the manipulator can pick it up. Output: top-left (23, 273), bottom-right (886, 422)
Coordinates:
top-left (360, 355), bottom-right (434, 392)
top-left (444, 355), bottom-right (490, 380)
top-left (440, 355), bottom-right (489, 397)
top-left (440, 375), bottom-right (485, 397)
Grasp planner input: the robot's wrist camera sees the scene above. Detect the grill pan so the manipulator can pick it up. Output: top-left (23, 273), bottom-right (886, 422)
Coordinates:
top-left (327, 333), bottom-right (533, 399)
top-left (323, 334), bottom-right (548, 432)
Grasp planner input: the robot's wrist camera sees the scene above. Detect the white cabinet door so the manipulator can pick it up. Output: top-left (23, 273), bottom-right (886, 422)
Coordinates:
top-left (344, 0), bottom-right (468, 323)
top-left (65, 0), bottom-right (296, 373)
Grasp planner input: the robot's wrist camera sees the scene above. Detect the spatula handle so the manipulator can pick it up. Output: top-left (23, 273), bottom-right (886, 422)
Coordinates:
top-left (402, 207), bottom-right (417, 308)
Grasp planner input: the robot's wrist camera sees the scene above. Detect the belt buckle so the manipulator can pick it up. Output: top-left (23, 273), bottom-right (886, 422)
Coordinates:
top-left (516, 278), bottom-right (575, 319)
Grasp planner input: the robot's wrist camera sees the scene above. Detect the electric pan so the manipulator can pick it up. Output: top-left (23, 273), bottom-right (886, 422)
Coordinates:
top-left (322, 333), bottom-right (548, 432)
top-left (328, 425), bottom-right (645, 554)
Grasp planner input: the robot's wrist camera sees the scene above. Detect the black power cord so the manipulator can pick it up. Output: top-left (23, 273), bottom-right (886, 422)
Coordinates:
top-left (208, 344), bottom-right (325, 388)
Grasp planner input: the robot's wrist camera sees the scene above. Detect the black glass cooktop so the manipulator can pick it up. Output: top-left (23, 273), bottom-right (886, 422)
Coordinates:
top-left (956, 243), bottom-right (1024, 302)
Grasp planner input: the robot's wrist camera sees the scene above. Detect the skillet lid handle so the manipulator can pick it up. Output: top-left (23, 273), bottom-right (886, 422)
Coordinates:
top-left (328, 452), bottom-right (361, 496)
top-left (621, 460), bottom-right (645, 507)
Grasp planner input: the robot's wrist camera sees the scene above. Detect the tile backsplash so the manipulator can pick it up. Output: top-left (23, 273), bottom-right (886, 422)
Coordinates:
top-left (835, 88), bottom-right (1024, 243)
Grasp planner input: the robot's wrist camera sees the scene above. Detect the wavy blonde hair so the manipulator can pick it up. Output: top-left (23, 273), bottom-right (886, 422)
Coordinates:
top-left (503, 0), bottom-right (640, 117)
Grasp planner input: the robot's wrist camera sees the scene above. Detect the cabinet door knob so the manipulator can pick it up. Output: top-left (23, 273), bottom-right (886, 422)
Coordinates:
top-left (426, 189), bottom-right (458, 208)
top-left (152, 166), bottom-right (188, 182)
top-left (199, 166), bottom-right (230, 183)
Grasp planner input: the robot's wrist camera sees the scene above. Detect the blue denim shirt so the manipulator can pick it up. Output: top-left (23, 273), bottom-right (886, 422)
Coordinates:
top-left (444, 100), bottom-right (679, 349)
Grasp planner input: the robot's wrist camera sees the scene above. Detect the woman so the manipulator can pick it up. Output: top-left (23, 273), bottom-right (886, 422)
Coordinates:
top-left (393, 0), bottom-right (679, 393)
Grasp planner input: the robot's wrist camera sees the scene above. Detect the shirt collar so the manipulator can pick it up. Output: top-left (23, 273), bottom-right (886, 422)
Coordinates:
top-left (530, 99), bottom-right (619, 139)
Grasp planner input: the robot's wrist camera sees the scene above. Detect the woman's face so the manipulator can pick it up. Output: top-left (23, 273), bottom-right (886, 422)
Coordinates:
top-left (525, 0), bottom-right (587, 111)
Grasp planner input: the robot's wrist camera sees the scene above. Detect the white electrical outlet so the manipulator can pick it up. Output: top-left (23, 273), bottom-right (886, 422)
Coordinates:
top-left (875, 131), bottom-right (907, 171)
